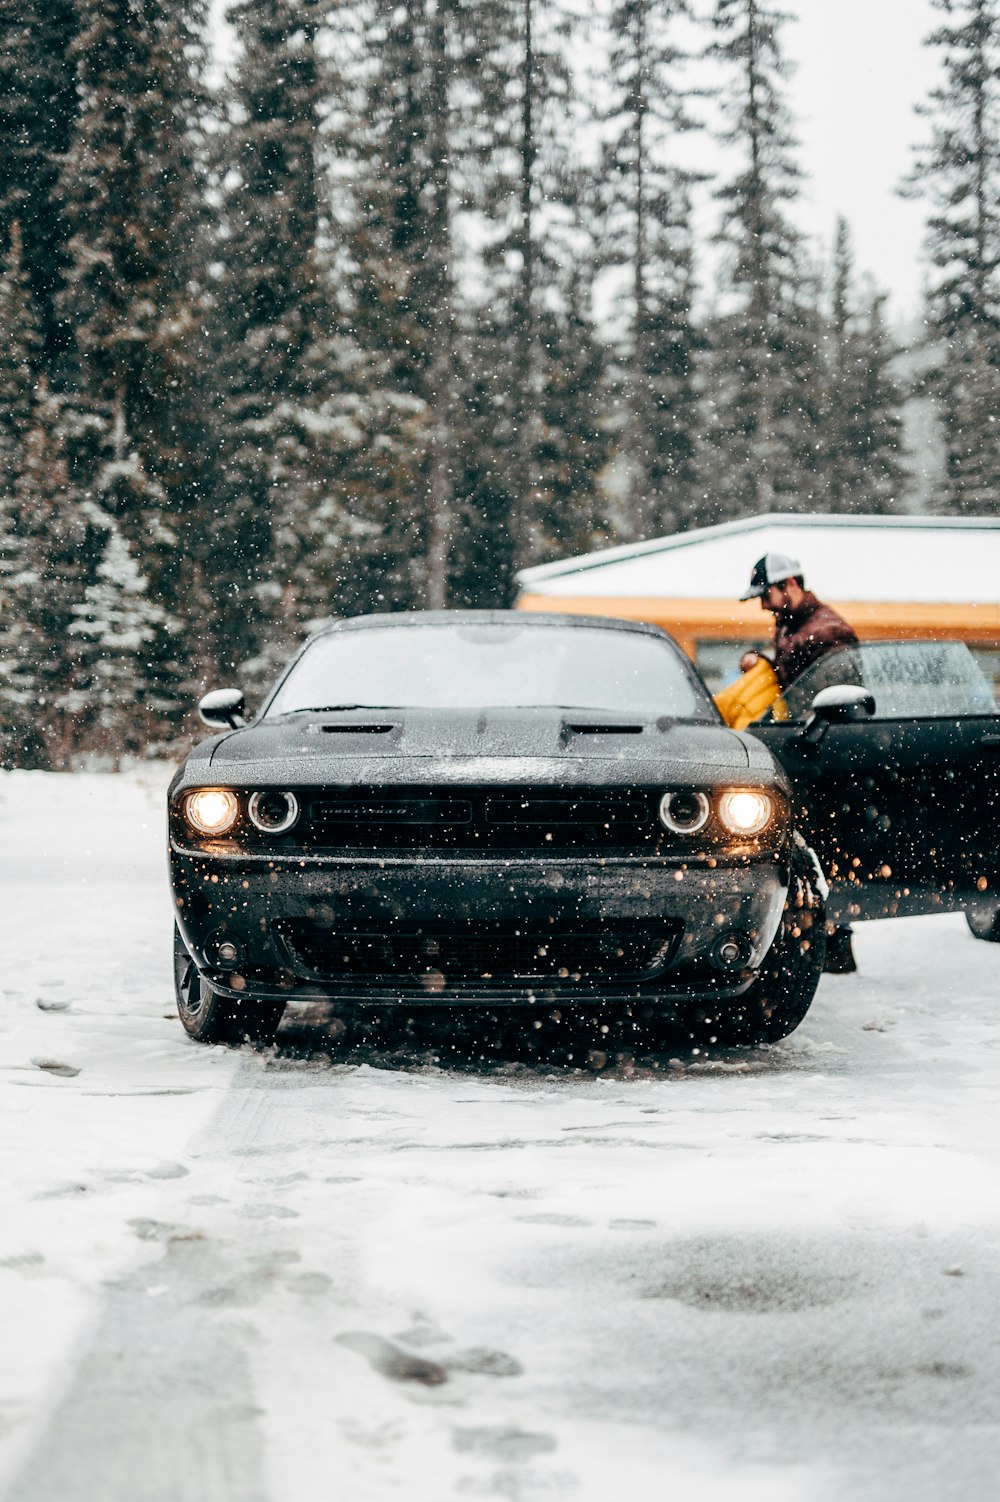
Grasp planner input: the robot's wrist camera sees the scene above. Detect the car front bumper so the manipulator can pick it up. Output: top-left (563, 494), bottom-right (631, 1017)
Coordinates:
top-left (170, 846), bottom-right (789, 1007)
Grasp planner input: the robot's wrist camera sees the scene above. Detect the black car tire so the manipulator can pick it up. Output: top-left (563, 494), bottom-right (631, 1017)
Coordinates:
top-left (687, 841), bottom-right (827, 1047)
top-left (173, 925), bottom-right (285, 1045)
top-left (966, 902), bottom-right (1000, 943)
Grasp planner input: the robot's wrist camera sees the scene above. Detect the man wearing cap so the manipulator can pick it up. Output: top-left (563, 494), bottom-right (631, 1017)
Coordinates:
top-left (739, 553), bottom-right (861, 976)
top-left (740, 553), bottom-right (859, 689)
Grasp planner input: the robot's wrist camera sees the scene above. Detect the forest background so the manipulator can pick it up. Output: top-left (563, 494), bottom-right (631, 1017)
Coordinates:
top-left (1, 0), bottom-right (998, 768)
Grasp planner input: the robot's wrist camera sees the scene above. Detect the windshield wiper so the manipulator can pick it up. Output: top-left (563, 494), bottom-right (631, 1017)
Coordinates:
top-left (284, 704), bottom-right (395, 714)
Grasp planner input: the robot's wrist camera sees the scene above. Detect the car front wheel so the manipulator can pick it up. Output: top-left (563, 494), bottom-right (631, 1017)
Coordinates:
top-left (173, 925), bottom-right (285, 1045)
top-left (966, 902), bottom-right (1000, 943)
top-left (687, 842), bottom-right (827, 1047)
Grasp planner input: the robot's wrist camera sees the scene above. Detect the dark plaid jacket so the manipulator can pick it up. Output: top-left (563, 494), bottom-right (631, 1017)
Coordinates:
top-left (772, 592), bottom-right (859, 689)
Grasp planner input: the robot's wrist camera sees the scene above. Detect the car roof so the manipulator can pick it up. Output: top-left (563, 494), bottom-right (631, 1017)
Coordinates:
top-left (308, 610), bottom-right (673, 643)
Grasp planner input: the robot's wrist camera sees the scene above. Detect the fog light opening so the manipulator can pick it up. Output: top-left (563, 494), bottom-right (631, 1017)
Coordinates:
top-left (710, 931), bottom-right (753, 971)
top-left (205, 932), bottom-right (244, 970)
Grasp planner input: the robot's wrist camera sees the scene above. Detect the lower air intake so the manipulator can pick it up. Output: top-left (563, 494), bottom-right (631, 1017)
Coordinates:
top-left (276, 919), bottom-right (680, 983)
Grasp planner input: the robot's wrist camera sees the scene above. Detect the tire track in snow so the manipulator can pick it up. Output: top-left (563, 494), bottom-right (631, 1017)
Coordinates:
top-left (3, 1234), bottom-right (267, 1502)
top-left (1, 1058), bottom-right (293, 1502)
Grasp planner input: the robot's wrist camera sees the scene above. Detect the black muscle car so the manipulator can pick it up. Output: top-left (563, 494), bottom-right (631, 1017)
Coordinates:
top-left (168, 613), bottom-right (826, 1048)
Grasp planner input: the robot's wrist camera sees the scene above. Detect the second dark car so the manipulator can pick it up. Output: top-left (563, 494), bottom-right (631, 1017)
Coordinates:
top-left (168, 612), bottom-right (826, 1048)
top-left (751, 639), bottom-right (1000, 935)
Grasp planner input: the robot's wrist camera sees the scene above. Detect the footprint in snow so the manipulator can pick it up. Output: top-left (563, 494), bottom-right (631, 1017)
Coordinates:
top-left (445, 1347), bottom-right (523, 1377)
top-left (337, 1332), bottom-right (449, 1386)
top-left (36, 999), bottom-right (71, 1012)
top-left (516, 1212), bottom-right (590, 1228)
top-left (128, 1218), bottom-right (203, 1244)
top-left (0, 1252), bottom-right (45, 1271)
top-left (31, 1058), bottom-right (80, 1078)
top-left (453, 1427), bottom-right (557, 1462)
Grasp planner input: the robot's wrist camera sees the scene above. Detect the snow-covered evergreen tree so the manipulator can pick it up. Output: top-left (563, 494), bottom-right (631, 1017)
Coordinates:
top-left (598, 0), bottom-right (704, 537)
top-left (343, 0), bottom-right (478, 610)
top-left (908, 0), bottom-right (1000, 513)
top-left (0, 0), bottom-right (79, 381)
top-left (209, 0), bottom-right (350, 676)
top-left (823, 220), bottom-right (905, 514)
top-left (0, 223), bottom-right (40, 493)
top-left (54, 0), bottom-right (208, 730)
top-left (0, 384), bottom-right (106, 768)
top-left (704, 0), bottom-right (817, 518)
top-left (68, 528), bottom-right (168, 758)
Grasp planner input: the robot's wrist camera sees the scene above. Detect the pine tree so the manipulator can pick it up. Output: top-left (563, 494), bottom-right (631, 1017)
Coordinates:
top-left (209, 0), bottom-right (350, 677)
top-left (468, 0), bottom-right (573, 563)
top-left (0, 384), bottom-right (108, 768)
top-left (343, 0), bottom-right (471, 610)
top-left (68, 528), bottom-right (168, 758)
top-left (0, 0), bottom-right (79, 381)
top-left (54, 0), bottom-right (209, 735)
top-left (908, 0), bottom-right (1000, 512)
top-left (824, 220), bottom-right (905, 514)
top-left (704, 0), bottom-right (815, 518)
top-left (451, 243), bottom-right (611, 602)
top-left (0, 222), bottom-right (40, 492)
top-left (599, 0), bottom-right (703, 537)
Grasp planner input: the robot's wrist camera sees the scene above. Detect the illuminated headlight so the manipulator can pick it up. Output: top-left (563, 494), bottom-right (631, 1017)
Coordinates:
top-left (248, 789), bottom-right (299, 833)
top-left (184, 788), bottom-right (239, 835)
top-left (659, 790), bottom-right (710, 834)
top-left (718, 789), bottom-right (773, 837)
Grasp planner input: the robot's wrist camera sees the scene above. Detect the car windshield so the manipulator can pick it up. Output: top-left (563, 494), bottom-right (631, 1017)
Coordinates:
top-left (266, 622), bottom-right (714, 719)
top-left (782, 640), bottom-right (999, 719)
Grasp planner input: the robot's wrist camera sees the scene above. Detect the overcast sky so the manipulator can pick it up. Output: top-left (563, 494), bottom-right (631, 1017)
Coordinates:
top-left (780, 0), bottom-right (939, 328)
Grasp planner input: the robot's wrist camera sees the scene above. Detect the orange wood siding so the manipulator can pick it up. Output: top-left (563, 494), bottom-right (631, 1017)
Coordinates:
top-left (516, 593), bottom-right (1000, 657)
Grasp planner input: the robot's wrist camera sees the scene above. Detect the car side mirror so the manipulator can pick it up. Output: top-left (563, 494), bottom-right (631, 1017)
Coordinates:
top-left (803, 684), bottom-right (876, 745)
top-left (198, 687), bottom-right (246, 730)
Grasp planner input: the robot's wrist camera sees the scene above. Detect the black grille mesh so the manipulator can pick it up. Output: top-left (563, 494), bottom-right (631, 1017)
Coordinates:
top-left (276, 919), bottom-right (681, 982)
top-left (294, 786), bottom-right (665, 852)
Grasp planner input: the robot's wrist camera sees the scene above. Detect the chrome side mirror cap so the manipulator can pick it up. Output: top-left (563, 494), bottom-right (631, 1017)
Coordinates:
top-left (198, 687), bottom-right (246, 730)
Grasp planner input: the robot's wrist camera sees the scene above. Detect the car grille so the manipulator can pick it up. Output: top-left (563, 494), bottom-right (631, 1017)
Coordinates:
top-left (286, 785), bottom-right (668, 853)
top-left (275, 919), bottom-right (681, 983)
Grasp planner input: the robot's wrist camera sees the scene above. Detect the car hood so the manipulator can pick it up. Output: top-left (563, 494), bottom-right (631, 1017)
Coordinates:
top-left (171, 708), bottom-right (782, 792)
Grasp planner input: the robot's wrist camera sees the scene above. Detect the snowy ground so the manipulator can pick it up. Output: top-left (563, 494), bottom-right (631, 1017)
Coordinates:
top-left (1, 770), bottom-right (999, 1502)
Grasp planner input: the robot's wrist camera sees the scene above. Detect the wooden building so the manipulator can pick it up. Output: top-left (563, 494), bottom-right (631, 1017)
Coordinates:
top-left (515, 513), bottom-right (1000, 692)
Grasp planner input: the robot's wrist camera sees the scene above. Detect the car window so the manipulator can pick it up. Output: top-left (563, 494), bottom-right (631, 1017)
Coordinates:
top-left (266, 622), bottom-right (715, 719)
top-left (782, 641), bottom-right (999, 720)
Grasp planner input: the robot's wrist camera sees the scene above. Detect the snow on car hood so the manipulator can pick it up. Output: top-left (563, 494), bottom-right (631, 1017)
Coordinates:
top-left (177, 707), bottom-right (781, 791)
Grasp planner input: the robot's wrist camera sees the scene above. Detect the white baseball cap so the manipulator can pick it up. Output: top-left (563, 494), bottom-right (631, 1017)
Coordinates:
top-left (741, 552), bottom-right (803, 600)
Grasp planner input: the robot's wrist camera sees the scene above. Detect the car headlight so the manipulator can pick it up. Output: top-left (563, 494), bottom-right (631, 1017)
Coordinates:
top-left (184, 788), bottom-right (240, 835)
top-left (248, 790), bottom-right (299, 833)
top-left (659, 790), bottom-right (710, 834)
top-left (718, 789), bottom-right (773, 837)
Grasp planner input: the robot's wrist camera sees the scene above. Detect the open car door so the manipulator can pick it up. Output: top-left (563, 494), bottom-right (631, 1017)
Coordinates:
top-left (749, 642), bottom-right (1000, 925)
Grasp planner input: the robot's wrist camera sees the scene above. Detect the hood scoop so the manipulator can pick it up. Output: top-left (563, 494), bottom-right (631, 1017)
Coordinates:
top-left (564, 723), bottom-right (644, 736)
top-left (310, 723), bottom-right (396, 735)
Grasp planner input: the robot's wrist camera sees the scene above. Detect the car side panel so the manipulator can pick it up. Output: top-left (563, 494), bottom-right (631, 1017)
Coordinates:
top-left (754, 714), bottom-right (1000, 921)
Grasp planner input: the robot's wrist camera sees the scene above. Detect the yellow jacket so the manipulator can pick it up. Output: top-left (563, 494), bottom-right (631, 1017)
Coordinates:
top-left (713, 657), bottom-right (788, 730)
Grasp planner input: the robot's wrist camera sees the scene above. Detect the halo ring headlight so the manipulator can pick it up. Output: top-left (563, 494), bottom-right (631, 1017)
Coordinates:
top-left (248, 789), bottom-right (299, 834)
top-left (718, 789), bottom-right (773, 837)
top-left (184, 788), bottom-right (239, 836)
top-left (659, 790), bottom-right (710, 835)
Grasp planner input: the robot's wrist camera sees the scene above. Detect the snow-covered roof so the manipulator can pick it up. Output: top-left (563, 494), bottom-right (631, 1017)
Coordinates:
top-left (516, 514), bottom-right (1000, 607)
